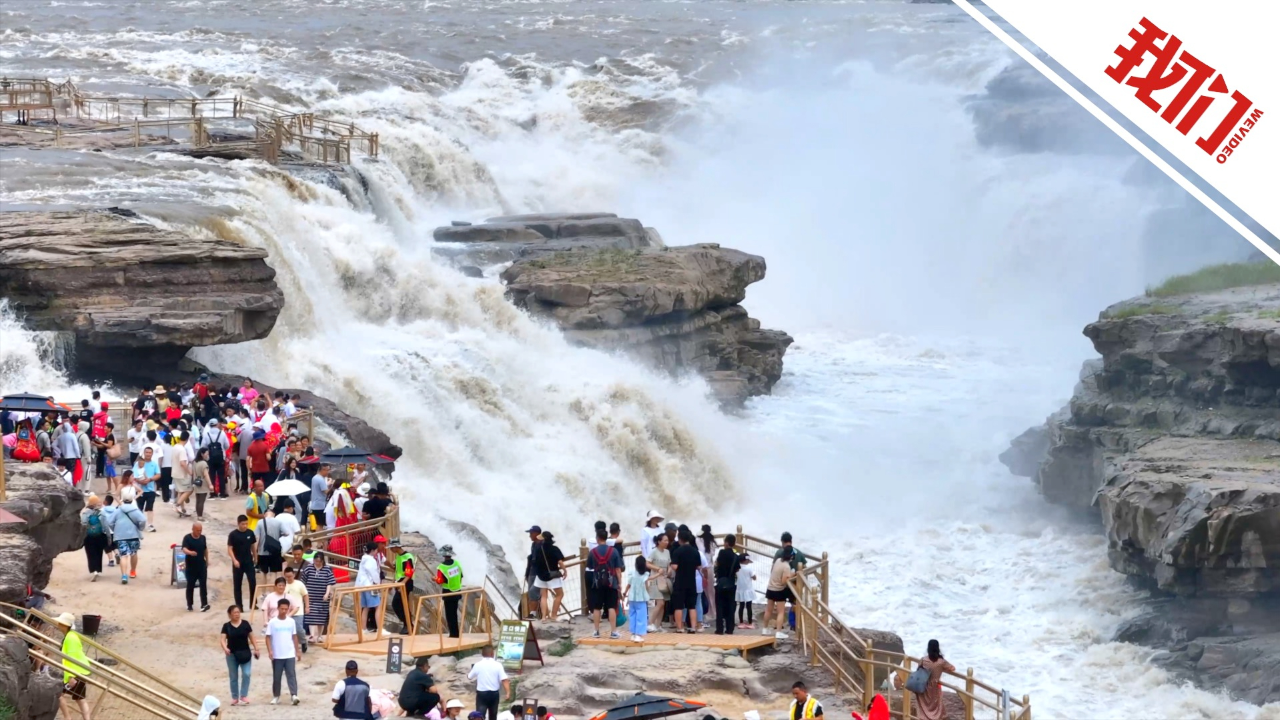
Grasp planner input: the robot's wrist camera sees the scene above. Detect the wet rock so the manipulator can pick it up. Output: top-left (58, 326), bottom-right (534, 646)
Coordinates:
top-left (442, 519), bottom-right (521, 604)
top-left (432, 212), bottom-right (651, 266)
top-left (500, 241), bottom-right (792, 402)
top-left (0, 209), bottom-right (283, 375)
top-left (0, 637), bottom-right (60, 720)
top-left (0, 462), bottom-right (86, 604)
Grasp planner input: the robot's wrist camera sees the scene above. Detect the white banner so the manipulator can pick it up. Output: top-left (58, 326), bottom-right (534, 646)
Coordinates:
top-left (953, 0), bottom-right (1279, 262)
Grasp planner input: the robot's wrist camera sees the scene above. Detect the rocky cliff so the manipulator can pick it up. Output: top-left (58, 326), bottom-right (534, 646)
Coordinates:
top-left (0, 208), bottom-right (284, 374)
top-left (436, 214), bottom-right (792, 404)
top-left (1001, 278), bottom-right (1280, 704)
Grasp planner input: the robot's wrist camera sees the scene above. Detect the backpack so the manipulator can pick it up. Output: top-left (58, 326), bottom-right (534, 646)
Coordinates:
top-left (208, 435), bottom-right (225, 464)
top-left (86, 510), bottom-right (106, 537)
top-left (589, 546), bottom-right (618, 589)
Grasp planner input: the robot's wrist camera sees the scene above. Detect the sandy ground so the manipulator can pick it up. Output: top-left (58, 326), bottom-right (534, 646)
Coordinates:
top-left (46, 476), bottom-right (403, 719)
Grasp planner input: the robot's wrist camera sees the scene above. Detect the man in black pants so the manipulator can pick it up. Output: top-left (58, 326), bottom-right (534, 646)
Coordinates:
top-left (713, 534), bottom-right (741, 635)
top-left (226, 515), bottom-right (258, 610)
top-left (467, 646), bottom-right (510, 720)
top-left (181, 521), bottom-right (211, 612)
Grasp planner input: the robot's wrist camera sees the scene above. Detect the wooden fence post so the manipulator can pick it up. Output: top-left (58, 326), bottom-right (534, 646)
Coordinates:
top-left (134, 118), bottom-right (139, 147)
top-left (964, 668), bottom-right (975, 720)
top-left (735, 525), bottom-right (744, 550)
top-left (578, 539), bottom-right (588, 614)
top-left (1022, 695), bottom-right (1030, 720)
top-left (862, 640), bottom-right (875, 710)
top-left (901, 660), bottom-right (912, 720)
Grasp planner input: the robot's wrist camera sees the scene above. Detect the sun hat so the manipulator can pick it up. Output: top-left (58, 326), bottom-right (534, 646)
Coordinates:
top-left (446, 700), bottom-right (466, 710)
top-left (154, 385), bottom-right (166, 393)
top-left (646, 510), bottom-right (664, 521)
top-left (439, 545), bottom-right (454, 556)
top-left (54, 612), bottom-right (76, 628)
top-left (357, 482), bottom-right (372, 496)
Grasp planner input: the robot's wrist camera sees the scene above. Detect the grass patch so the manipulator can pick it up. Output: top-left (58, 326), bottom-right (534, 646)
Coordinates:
top-left (1147, 262), bottom-right (1280, 297)
top-left (523, 247), bottom-right (645, 274)
top-left (1258, 309), bottom-right (1280, 320)
top-left (1105, 304), bottom-right (1179, 319)
top-left (547, 637), bottom-right (576, 657)
top-left (500, 679), bottom-right (522, 711)
top-left (0, 695), bottom-right (13, 720)
top-left (1203, 310), bottom-right (1232, 324)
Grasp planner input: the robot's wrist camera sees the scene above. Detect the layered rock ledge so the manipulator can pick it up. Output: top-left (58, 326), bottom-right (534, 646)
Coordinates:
top-left (437, 214), bottom-right (792, 403)
top-left (0, 208), bottom-right (284, 374)
top-left (1002, 282), bottom-right (1280, 704)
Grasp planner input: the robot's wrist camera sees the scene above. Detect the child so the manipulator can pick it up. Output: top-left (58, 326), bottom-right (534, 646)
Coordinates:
top-left (623, 555), bottom-right (651, 643)
top-left (736, 553), bottom-right (756, 629)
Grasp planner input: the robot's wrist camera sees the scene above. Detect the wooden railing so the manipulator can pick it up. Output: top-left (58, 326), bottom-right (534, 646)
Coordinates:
top-left (3, 79), bottom-right (378, 165)
top-left (324, 581), bottom-right (412, 651)
top-left (0, 603), bottom-right (203, 719)
top-left (409, 586), bottom-right (494, 651)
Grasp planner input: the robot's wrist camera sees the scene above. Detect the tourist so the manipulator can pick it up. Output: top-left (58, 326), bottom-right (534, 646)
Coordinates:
top-left (54, 416), bottom-right (80, 479)
top-left (202, 419), bottom-right (229, 498)
top-left (308, 463), bottom-right (332, 529)
top-left (669, 528), bottom-right (701, 634)
top-left (357, 542), bottom-right (383, 633)
top-left (54, 613), bottom-right (92, 720)
top-left (288, 545), bottom-right (308, 573)
top-left (239, 379), bottom-right (259, 406)
top-left (282, 565), bottom-right (309, 653)
top-left (607, 521), bottom-right (622, 549)
top-left (645, 532), bottom-right (671, 632)
top-left (362, 482), bottom-right (394, 520)
top-left (265, 597), bottom-right (300, 705)
top-left (435, 545), bottom-right (464, 638)
top-left (246, 478), bottom-right (271, 531)
top-left (302, 553), bottom-right (336, 644)
top-left (101, 434), bottom-right (121, 492)
top-left (623, 555), bottom-right (651, 643)
top-left (190, 447), bottom-right (211, 520)
top-left (763, 547), bottom-right (796, 640)
top-left (331, 659), bottom-right (377, 719)
top-left (171, 430), bottom-right (194, 518)
top-left (277, 455), bottom-right (301, 483)
top-left (713, 535), bottom-right (741, 635)
top-left (127, 418), bottom-right (145, 465)
top-left (227, 515), bottom-right (258, 609)
top-left (276, 502), bottom-right (301, 557)
top-left (523, 525), bottom-right (543, 619)
top-left (467, 646), bottom-right (511, 720)
top-left (399, 655), bottom-right (440, 718)
top-left (157, 420), bottom-right (177, 504)
top-left (444, 699), bottom-right (466, 719)
top-left (586, 528), bottom-right (622, 639)
top-left (107, 487), bottom-right (146, 584)
top-left (533, 531), bottom-right (566, 621)
top-left (261, 576), bottom-right (289, 629)
top-left (697, 525), bottom-right (718, 629)
top-left (736, 553), bottom-right (756, 629)
top-left (182, 522), bottom-right (211, 612)
top-left (80, 494), bottom-right (110, 581)
top-left (101, 494), bottom-right (120, 570)
top-left (639, 510), bottom-right (664, 559)
top-left (912, 640), bottom-right (956, 720)
top-left (256, 510), bottom-right (285, 577)
top-left (130, 446), bottom-right (160, 532)
top-left (776, 531), bottom-right (808, 572)
top-left (236, 414), bottom-right (253, 493)
top-left (247, 429), bottom-right (272, 488)
top-left (390, 540), bottom-right (416, 628)
top-left (789, 681), bottom-right (823, 719)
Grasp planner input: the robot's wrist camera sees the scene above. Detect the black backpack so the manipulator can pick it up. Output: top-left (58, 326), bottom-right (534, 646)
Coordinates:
top-left (208, 436), bottom-right (225, 464)
top-left (589, 545), bottom-right (618, 589)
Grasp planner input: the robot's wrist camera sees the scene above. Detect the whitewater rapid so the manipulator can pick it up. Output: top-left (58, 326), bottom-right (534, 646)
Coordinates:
top-left (2, 1), bottom-right (1275, 717)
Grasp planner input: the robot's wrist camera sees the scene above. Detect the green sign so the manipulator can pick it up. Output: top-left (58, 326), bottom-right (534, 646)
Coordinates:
top-left (497, 620), bottom-right (542, 672)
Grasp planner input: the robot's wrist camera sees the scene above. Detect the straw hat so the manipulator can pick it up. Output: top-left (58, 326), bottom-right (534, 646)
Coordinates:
top-left (154, 385), bottom-right (167, 393)
top-left (54, 612), bottom-right (76, 628)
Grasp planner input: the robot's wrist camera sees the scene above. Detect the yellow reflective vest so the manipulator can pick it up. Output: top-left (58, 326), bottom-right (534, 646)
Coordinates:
top-left (788, 696), bottom-right (821, 720)
top-left (62, 630), bottom-right (91, 684)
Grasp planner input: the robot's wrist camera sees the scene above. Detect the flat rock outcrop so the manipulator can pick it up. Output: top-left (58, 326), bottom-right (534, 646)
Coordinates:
top-left (1002, 279), bottom-right (1280, 703)
top-left (0, 208), bottom-right (283, 374)
top-left (447, 214), bottom-right (791, 403)
top-left (0, 463), bottom-right (86, 604)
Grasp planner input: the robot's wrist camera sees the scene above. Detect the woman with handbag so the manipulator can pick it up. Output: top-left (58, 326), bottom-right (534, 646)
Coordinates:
top-left (221, 604), bottom-right (261, 706)
top-left (645, 532), bottom-right (672, 632)
top-left (909, 640), bottom-right (956, 720)
top-left (534, 532), bottom-right (567, 620)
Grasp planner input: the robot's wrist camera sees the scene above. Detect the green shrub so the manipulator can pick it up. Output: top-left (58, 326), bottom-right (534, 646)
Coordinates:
top-left (1105, 304), bottom-right (1179, 319)
top-left (548, 638), bottom-right (575, 657)
top-left (1203, 310), bottom-right (1231, 324)
top-left (1147, 262), bottom-right (1280, 297)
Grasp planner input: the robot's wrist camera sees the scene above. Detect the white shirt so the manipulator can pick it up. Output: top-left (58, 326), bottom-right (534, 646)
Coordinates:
top-left (127, 428), bottom-right (145, 453)
top-left (266, 617), bottom-right (297, 659)
top-left (89, 400), bottom-right (102, 414)
top-left (356, 554), bottom-right (380, 588)
top-left (276, 512), bottom-right (301, 553)
top-left (166, 444), bottom-right (190, 479)
top-left (639, 525), bottom-right (662, 559)
top-left (468, 657), bottom-right (508, 692)
top-left (282, 401), bottom-right (296, 417)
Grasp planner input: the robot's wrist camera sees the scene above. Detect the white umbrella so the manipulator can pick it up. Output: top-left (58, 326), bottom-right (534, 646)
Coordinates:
top-left (268, 478), bottom-right (311, 497)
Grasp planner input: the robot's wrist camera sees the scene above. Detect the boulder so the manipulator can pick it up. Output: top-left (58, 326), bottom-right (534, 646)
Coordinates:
top-left (432, 212), bottom-right (652, 266)
top-left (495, 237), bottom-right (792, 403)
top-left (0, 636), bottom-right (60, 720)
top-left (0, 462), bottom-right (86, 604)
top-left (0, 209), bottom-right (284, 374)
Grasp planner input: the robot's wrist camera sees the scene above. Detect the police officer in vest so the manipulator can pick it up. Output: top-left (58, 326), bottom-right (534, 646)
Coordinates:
top-left (390, 540), bottom-right (416, 629)
top-left (332, 660), bottom-right (376, 720)
top-left (434, 545), bottom-right (464, 638)
top-left (789, 681), bottom-right (823, 720)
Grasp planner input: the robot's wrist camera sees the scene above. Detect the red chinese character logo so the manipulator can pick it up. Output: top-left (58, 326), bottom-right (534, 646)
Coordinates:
top-left (1105, 18), bottom-right (1263, 163)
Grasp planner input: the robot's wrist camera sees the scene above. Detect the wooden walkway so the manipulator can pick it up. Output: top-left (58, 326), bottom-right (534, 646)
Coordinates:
top-left (329, 632), bottom-right (491, 658)
top-left (577, 631), bottom-right (775, 659)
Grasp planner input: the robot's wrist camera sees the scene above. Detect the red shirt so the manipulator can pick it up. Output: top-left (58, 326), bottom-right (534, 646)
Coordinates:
top-left (246, 439), bottom-right (271, 474)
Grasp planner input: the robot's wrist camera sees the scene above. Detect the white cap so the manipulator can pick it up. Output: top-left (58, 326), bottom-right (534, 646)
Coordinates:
top-left (121, 486), bottom-right (137, 503)
top-left (446, 699), bottom-right (466, 709)
top-left (357, 482), bottom-right (372, 496)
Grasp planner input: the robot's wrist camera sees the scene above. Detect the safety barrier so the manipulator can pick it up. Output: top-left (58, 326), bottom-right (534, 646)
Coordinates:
top-left (0, 603), bottom-right (202, 719)
top-left (409, 585), bottom-right (494, 652)
top-left (324, 581), bottom-right (412, 651)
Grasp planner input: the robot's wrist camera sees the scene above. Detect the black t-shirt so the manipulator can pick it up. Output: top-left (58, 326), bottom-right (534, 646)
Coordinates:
top-left (227, 529), bottom-right (257, 565)
top-left (671, 543), bottom-right (702, 590)
top-left (714, 547), bottom-right (741, 582)
top-left (134, 396), bottom-right (156, 416)
top-left (362, 496), bottom-right (391, 520)
top-left (534, 543), bottom-right (565, 581)
top-left (221, 621), bottom-right (253, 653)
top-left (398, 669), bottom-right (436, 709)
top-left (182, 534), bottom-right (208, 567)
